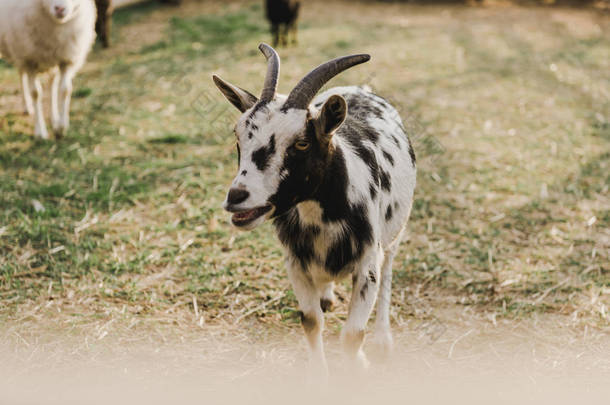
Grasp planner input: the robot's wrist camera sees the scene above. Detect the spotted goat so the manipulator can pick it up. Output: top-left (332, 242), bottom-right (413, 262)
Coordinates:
top-left (213, 44), bottom-right (416, 373)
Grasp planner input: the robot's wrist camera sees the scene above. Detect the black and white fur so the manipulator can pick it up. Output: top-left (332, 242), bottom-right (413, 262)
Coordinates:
top-left (213, 45), bottom-right (416, 374)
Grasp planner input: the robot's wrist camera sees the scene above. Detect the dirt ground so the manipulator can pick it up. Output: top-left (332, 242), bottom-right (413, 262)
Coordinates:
top-left (1, 311), bottom-right (609, 404)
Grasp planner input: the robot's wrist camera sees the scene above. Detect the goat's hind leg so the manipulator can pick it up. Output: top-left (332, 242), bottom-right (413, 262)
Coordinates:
top-left (372, 229), bottom-right (405, 359)
top-left (371, 245), bottom-right (398, 360)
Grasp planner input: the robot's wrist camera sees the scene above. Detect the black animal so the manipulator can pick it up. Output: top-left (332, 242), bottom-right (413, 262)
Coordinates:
top-left (265, 0), bottom-right (300, 47)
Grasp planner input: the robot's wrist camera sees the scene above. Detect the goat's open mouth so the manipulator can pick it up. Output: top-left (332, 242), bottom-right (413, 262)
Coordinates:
top-left (231, 204), bottom-right (273, 227)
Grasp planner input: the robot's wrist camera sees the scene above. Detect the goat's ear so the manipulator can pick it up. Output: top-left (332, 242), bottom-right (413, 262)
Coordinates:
top-left (317, 95), bottom-right (347, 138)
top-left (213, 75), bottom-right (258, 113)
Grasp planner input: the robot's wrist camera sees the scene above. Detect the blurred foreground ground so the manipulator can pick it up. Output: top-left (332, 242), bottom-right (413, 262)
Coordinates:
top-left (1, 311), bottom-right (609, 404)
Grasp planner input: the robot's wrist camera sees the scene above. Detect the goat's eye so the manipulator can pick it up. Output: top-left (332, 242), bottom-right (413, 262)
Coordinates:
top-left (294, 140), bottom-right (310, 151)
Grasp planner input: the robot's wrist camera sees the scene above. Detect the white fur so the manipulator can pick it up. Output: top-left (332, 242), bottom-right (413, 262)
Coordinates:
top-left (0, 0), bottom-right (96, 139)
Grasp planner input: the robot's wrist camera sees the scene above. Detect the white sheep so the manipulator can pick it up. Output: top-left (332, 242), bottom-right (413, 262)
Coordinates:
top-left (0, 0), bottom-right (96, 139)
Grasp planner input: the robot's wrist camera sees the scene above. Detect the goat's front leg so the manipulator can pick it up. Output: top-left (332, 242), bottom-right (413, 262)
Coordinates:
top-left (286, 259), bottom-right (328, 378)
top-left (342, 244), bottom-right (384, 369)
top-left (27, 73), bottom-right (49, 139)
top-left (56, 63), bottom-right (75, 137)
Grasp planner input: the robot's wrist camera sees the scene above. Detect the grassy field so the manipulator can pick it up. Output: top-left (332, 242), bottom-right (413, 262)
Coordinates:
top-left (0, 0), bottom-right (608, 349)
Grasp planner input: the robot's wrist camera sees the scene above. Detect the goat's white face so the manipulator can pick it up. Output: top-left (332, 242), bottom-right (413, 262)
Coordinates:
top-left (217, 95), bottom-right (347, 230)
top-left (42, 0), bottom-right (80, 23)
top-left (213, 44), bottom-right (366, 230)
top-left (224, 101), bottom-right (309, 230)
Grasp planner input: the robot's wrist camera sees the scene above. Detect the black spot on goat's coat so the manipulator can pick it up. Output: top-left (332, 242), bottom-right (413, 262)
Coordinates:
top-left (248, 101), bottom-right (268, 121)
top-left (342, 122), bottom-right (380, 185)
top-left (385, 205), bottom-right (393, 221)
top-left (324, 202), bottom-right (373, 274)
top-left (349, 141), bottom-right (379, 184)
top-left (408, 137), bottom-right (416, 167)
top-left (362, 127), bottom-right (379, 143)
top-left (345, 93), bottom-right (384, 121)
top-left (369, 183), bottom-right (378, 200)
top-left (379, 169), bottom-right (391, 192)
top-left (391, 135), bottom-right (401, 149)
top-left (251, 134), bottom-right (276, 171)
top-left (276, 210), bottom-right (320, 269)
top-left (382, 149), bottom-right (394, 166)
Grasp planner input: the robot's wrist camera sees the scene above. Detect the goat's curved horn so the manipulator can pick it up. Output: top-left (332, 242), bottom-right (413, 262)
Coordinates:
top-left (259, 43), bottom-right (280, 102)
top-left (283, 54), bottom-right (370, 110)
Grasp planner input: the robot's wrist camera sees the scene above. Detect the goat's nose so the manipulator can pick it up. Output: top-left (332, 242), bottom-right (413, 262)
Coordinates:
top-left (227, 188), bottom-right (249, 205)
top-left (54, 6), bottom-right (65, 14)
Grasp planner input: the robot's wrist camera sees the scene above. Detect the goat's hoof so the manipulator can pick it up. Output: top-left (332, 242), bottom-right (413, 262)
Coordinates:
top-left (306, 358), bottom-right (329, 384)
top-left (347, 350), bottom-right (370, 373)
top-left (341, 330), bottom-right (370, 371)
top-left (370, 332), bottom-right (393, 362)
top-left (358, 351), bottom-right (371, 370)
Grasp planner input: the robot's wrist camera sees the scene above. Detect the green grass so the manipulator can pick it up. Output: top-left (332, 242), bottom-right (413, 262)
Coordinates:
top-left (0, 1), bottom-right (608, 328)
